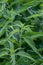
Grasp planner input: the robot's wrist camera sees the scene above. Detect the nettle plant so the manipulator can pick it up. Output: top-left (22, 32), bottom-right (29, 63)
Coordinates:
top-left (0, 0), bottom-right (43, 65)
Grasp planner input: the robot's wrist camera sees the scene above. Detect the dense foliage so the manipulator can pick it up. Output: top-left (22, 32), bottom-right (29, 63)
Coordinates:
top-left (0, 0), bottom-right (43, 65)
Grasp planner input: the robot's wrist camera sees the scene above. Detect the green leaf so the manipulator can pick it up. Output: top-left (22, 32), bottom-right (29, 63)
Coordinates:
top-left (0, 51), bottom-right (8, 58)
top-left (23, 37), bottom-right (43, 59)
top-left (30, 32), bottom-right (43, 40)
top-left (16, 51), bottom-right (36, 62)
